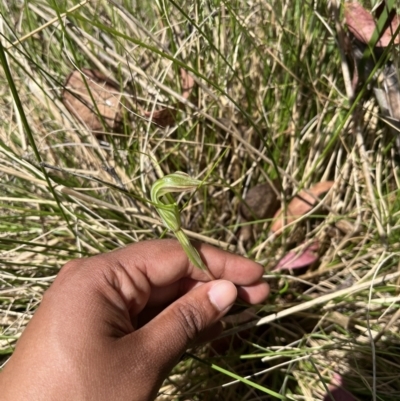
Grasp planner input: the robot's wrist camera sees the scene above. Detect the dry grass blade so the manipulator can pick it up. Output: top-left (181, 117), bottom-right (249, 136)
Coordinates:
top-left (220, 270), bottom-right (400, 336)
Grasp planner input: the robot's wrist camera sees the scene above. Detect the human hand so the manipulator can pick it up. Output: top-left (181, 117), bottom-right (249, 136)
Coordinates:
top-left (0, 239), bottom-right (269, 401)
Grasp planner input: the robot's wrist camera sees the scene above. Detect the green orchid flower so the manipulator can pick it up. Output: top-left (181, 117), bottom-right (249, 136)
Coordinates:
top-left (151, 172), bottom-right (214, 280)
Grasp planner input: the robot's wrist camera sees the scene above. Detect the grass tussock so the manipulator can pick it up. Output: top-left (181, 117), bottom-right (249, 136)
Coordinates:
top-left (1, 0), bottom-right (400, 399)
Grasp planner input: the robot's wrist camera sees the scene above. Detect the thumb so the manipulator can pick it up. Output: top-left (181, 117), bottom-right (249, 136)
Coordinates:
top-left (131, 280), bottom-right (237, 369)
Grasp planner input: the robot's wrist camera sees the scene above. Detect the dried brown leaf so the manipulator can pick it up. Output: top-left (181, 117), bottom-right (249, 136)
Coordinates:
top-left (271, 181), bottom-right (334, 234)
top-left (345, 1), bottom-right (400, 47)
top-left (180, 68), bottom-right (195, 99)
top-left (143, 68), bottom-right (195, 128)
top-left (144, 107), bottom-right (178, 128)
top-left (63, 67), bottom-right (196, 131)
top-left (62, 69), bottom-right (123, 135)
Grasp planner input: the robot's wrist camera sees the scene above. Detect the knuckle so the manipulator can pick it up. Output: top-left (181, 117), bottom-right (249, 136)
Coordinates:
top-left (54, 259), bottom-right (82, 284)
top-left (59, 258), bottom-right (81, 274)
top-left (42, 259), bottom-right (82, 301)
top-left (53, 256), bottom-right (96, 288)
top-left (174, 301), bottom-right (207, 342)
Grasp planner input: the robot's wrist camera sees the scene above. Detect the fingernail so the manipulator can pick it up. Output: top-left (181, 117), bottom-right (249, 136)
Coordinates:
top-left (208, 281), bottom-right (237, 312)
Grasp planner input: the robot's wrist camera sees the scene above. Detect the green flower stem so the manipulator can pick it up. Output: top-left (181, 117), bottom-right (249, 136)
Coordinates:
top-left (151, 172), bottom-right (215, 280)
top-left (174, 230), bottom-right (214, 280)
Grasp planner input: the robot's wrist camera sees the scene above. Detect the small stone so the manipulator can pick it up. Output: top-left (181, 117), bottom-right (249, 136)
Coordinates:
top-left (240, 182), bottom-right (280, 222)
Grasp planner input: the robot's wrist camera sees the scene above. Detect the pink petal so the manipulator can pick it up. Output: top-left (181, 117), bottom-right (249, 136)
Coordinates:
top-left (273, 242), bottom-right (319, 271)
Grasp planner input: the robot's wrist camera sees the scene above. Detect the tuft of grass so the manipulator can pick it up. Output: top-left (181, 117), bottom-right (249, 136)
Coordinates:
top-left (1, 0), bottom-right (400, 399)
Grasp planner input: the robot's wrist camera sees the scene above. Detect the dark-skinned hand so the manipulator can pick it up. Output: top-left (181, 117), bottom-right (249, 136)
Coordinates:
top-left (0, 239), bottom-right (269, 401)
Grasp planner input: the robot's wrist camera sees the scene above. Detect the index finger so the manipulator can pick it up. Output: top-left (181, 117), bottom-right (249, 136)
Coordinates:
top-left (106, 239), bottom-right (264, 287)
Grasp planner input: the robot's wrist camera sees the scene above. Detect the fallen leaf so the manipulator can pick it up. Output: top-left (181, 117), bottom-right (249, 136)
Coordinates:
top-left (62, 69), bottom-right (123, 135)
top-left (271, 181), bottom-right (334, 234)
top-left (374, 0), bottom-right (398, 28)
top-left (180, 68), bottom-right (195, 99)
top-left (374, 1), bottom-right (400, 43)
top-left (345, 1), bottom-right (400, 47)
top-left (64, 67), bottom-right (196, 132)
top-left (273, 242), bottom-right (319, 271)
top-left (144, 107), bottom-right (178, 127)
top-left (143, 68), bottom-right (195, 128)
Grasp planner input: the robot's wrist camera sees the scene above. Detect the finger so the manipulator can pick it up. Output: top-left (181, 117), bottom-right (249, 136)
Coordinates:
top-left (109, 240), bottom-right (268, 315)
top-left (237, 280), bottom-right (270, 304)
top-left (119, 280), bottom-right (237, 380)
top-left (89, 239), bottom-right (267, 315)
top-left (193, 322), bottom-right (223, 345)
top-left (105, 238), bottom-right (265, 286)
top-left (138, 279), bottom-right (269, 327)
